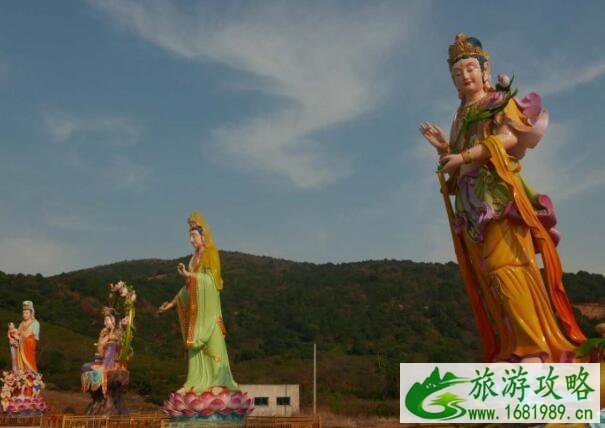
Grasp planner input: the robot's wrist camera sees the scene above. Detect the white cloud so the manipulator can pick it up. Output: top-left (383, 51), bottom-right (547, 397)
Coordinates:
top-left (88, 0), bottom-right (422, 188)
top-left (41, 111), bottom-right (151, 192)
top-left (521, 121), bottom-right (605, 200)
top-left (0, 238), bottom-right (78, 275)
top-left (488, 27), bottom-right (605, 97)
top-left (41, 203), bottom-right (119, 232)
top-left (528, 59), bottom-right (605, 97)
top-left (45, 111), bottom-right (142, 146)
top-left (102, 156), bottom-right (152, 191)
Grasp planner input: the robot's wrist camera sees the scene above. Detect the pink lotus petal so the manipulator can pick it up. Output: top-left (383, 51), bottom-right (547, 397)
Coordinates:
top-left (512, 93), bottom-right (549, 149)
top-left (515, 92), bottom-right (542, 120)
top-left (184, 392), bottom-right (197, 407)
top-left (200, 408), bottom-right (214, 416)
top-left (187, 398), bottom-right (203, 413)
top-left (209, 398), bottom-right (225, 412)
top-left (216, 391), bottom-right (229, 403)
top-left (218, 407), bottom-right (233, 416)
top-left (199, 396), bottom-right (213, 409)
top-left (181, 409), bottom-right (195, 417)
top-left (200, 391), bottom-right (213, 400)
top-left (227, 397), bottom-right (242, 409)
top-left (166, 409), bottom-right (181, 418)
top-left (173, 399), bottom-right (187, 412)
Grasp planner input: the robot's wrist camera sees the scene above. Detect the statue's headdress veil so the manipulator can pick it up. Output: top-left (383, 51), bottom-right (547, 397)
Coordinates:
top-left (187, 212), bottom-right (223, 290)
top-left (22, 301), bottom-right (35, 318)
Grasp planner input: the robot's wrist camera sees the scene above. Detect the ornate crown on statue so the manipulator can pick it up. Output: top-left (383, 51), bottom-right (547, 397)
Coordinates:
top-left (187, 212), bottom-right (205, 232)
top-left (447, 33), bottom-right (490, 66)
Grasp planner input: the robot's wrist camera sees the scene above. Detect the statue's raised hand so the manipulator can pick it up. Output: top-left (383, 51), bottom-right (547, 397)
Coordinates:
top-left (419, 122), bottom-right (449, 154)
top-left (177, 262), bottom-right (189, 278)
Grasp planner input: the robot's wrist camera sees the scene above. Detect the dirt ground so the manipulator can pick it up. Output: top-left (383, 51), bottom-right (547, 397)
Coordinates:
top-left (43, 389), bottom-right (159, 414)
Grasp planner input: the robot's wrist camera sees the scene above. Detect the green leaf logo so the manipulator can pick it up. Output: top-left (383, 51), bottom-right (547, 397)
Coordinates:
top-left (404, 367), bottom-right (469, 420)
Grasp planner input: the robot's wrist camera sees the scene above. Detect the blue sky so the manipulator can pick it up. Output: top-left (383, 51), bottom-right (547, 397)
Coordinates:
top-left (1, 0), bottom-right (604, 275)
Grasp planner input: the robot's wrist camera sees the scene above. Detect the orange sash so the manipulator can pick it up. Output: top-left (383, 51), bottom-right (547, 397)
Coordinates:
top-left (480, 136), bottom-right (586, 344)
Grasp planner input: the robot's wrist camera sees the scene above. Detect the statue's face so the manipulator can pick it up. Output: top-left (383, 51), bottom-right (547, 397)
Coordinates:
top-left (22, 310), bottom-right (32, 321)
top-left (104, 316), bottom-right (114, 329)
top-left (451, 57), bottom-right (486, 98)
top-left (189, 229), bottom-right (205, 251)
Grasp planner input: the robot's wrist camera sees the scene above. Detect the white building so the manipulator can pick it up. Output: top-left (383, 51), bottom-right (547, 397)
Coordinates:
top-left (239, 384), bottom-right (300, 417)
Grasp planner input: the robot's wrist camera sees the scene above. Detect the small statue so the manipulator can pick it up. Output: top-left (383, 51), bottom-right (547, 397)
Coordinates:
top-left (7, 323), bottom-right (19, 373)
top-left (96, 309), bottom-right (122, 370)
top-left (81, 282), bottom-right (135, 415)
top-left (82, 309), bottom-right (122, 374)
top-left (1, 301), bottom-right (48, 415)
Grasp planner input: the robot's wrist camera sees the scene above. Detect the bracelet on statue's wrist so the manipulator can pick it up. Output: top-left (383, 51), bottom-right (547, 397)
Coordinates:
top-left (461, 149), bottom-right (473, 164)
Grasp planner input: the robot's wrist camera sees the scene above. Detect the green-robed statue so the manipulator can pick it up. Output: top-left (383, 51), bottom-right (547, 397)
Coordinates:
top-left (159, 212), bottom-right (252, 421)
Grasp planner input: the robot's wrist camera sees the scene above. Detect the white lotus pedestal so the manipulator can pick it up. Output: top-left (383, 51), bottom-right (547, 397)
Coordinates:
top-left (162, 386), bottom-right (253, 426)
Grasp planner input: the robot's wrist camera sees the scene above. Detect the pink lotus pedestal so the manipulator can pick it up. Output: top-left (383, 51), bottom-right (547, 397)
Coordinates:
top-left (2, 396), bottom-right (48, 416)
top-left (1, 370), bottom-right (48, 416)
top-left (163, 386), bottom-right (253, 422)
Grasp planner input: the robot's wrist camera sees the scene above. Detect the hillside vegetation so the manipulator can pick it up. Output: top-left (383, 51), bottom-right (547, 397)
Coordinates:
top-left (0, 252), bottom-right (602, 416)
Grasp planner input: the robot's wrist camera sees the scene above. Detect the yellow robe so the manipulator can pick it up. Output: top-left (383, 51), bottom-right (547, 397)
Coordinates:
top-left (449, 99), bottom-right (585, 362)
top-left (463, 217), bottom-right (577, 362)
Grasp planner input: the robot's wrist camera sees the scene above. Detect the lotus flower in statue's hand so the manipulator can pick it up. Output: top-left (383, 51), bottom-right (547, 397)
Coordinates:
top-left (497, 74), bottom-right (511, 89)
top-left (484, 90), bottom-right (508, 110)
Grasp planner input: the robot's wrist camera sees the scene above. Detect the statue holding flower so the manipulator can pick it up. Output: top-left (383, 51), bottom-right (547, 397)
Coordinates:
top-left (81, 281), bottom-right (136, 415)
top-left (420, 33), bottom-right (588, 363)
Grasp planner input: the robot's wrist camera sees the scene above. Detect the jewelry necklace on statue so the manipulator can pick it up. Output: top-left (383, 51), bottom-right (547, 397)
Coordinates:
top-left (460, 91), bottom-right (489, 111)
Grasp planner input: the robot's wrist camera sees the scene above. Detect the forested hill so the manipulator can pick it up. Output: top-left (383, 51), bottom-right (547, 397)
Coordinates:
top-left (0, 252), bottom-right (603, 415)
